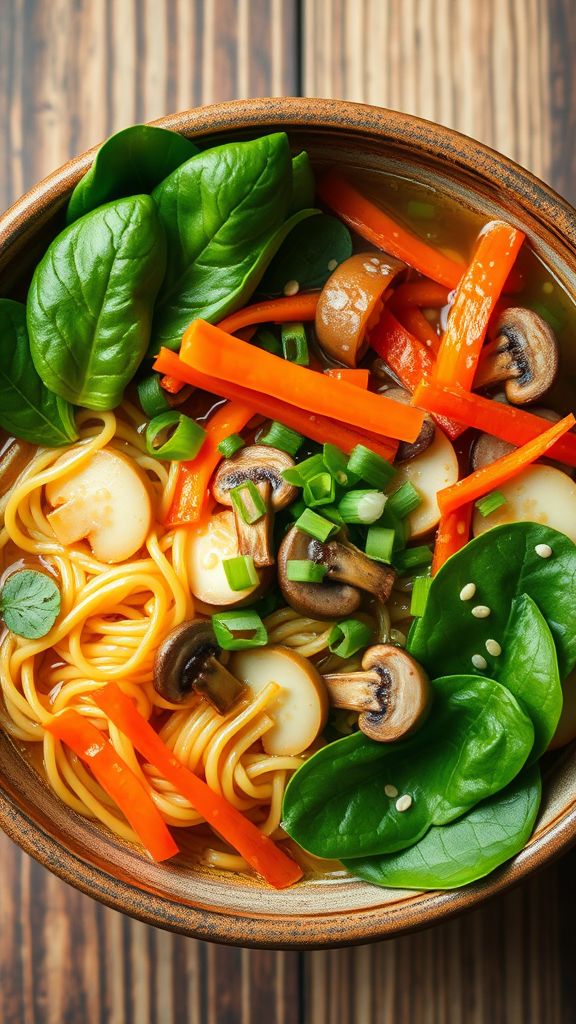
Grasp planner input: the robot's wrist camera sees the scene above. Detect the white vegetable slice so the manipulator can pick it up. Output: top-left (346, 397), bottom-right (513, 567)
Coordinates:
top-left (393, 428), bottom-right (459, 539)
top-left (472, 464), bottom-right (576, 543)
top-left (46, 449), bottom-right (152, 563)
top-left (230, 646), bottom-right (328, 756)
top-left (187, 510), bottom-right (260, 607)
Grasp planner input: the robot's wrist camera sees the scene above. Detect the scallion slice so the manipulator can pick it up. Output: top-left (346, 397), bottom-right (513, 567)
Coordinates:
top-left (347, 445), bottom-right (396, 490)
top-left (394, 545), bottom-right (433, 573)
top-left (475, 490), bottom-right (507, 517)
top-left (338, 489), bottom-right (387, 524)
top-left (321, 504), bottom-right (346, 526)
top-left (138, 374), bottom-right (172, 418)
top-left (145, 411), bottom-right (206, 461)
top-left (283, 453), bottom-right (325, 487)
top-left (386, 481), bottom-right (422, 519)
top-left (230, 481), bottom-right (267, 524)
top-left (295, 508), bottom-right (339, 542)
top-left (286, 560), bottom-right (328, 583)
top-left (328, 619), bottom-right (373, 658)
top-left (322, 443), bottom-right (355, 486)
top-left (281, 322), bottom-right (309, 365)
top-left (212, 611), bottom-right (268, 650)
top-left (217, 433), bottom-right (246, 458)
top-left (222, 555), bottom-right (260, 591)
top-left (303, 472), bottom-right (335, 508)
top-left (254, 327), bottom-right (282, 355)
top-left (365, 525), bottom-right (395, 564)
top-left (410, 575), bottom-right (433, 617)
top-left (260, 421), bottom-right (304, 456)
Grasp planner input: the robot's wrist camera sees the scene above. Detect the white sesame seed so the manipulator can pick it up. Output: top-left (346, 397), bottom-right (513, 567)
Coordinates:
top-left (486, 639), bottom-right (502, 657)
top-left (472, 654), bottom-right (488, 670)
top-left (327, 258), bottom-right (338, 271)
top-left (471, 605), bottom-right (491, 618)
top-left (395, 794), bottom-right (413, 813)
top-left (283, 279), bottom-right (300, 296)
top-left (384, 784), bottom-right (398, 798)
top-left (459, 583), bottom-right (476, 601)
top-left (535, 543), bottom-right (552, 559)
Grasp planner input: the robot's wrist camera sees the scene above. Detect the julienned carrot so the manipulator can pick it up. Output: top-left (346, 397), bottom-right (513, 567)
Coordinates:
top-left (432, 505), bottom-right (472, 574)
top-left (154, 348), bottom-right (399, 462)
top-left (412, 377), bottom-right (576, 468)
top-left (167, 400), bottom-right (254, 525)
top-left (317, 170), bottom-right (465, 289)
top-left (438, 414), bottom-right (575, 516)
top-left (433, 220), bottom-right (525, 391)
top-left (179, 320), bottom-right (424, 444)
top-left (368, 309), bottom-right (464, 441)
top-left (46, 711), bottom-right (179, 862)
top-left (324, 368), bottom-right (370, 388)
top-left (392, 304), bottom-right (441, 354)
top-left (392, 280), bottom-right (451, 308)
top-left (217, 293), bottom-right (320, 335)
top-left (92, 684), bottom-right (303, 890)
top-left (162, 325), bottom-right (260, 395)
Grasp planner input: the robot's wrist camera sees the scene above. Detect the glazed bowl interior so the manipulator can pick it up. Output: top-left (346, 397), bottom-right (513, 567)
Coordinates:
top-left (1, 97), bottom-right (575, 949)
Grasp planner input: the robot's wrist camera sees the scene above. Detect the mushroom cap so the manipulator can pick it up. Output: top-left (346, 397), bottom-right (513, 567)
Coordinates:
top-left (212, 445), bottom-right (298, 511)
top-left (153, 619), bottom-right (245, 712)
top-left (359, 644), bottom-right (431, 742)
top-left (470, 433), bottom-right (516, 471)
top-left (278, 526), bottom-right (362, 619)
top-left (476, 307), bottom-right (559, 405)
top-left (384, 386), bottom-right (436, 462)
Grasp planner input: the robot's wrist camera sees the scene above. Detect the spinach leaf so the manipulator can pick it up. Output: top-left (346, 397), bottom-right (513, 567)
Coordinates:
top-left (0, 299), bottom-right (77, 446)
top-left (27, 195), bottom-right (166, 411)
top-left (0, 569), bottom-right (61, 639)
top-left (66, 125), bottom-right (198, 224)
top-left (281, 674), bottom-right (534, 860)
top-left (345, 764), bottom-right (541, 890)
top-left (150, 133), bottom-right (308, 351)
top-left (408, 523), bottom-right (576, 678)
top-left (259, 214), bottom-right (353, 296)
top-left (289, 152), bottom-right (315, 214)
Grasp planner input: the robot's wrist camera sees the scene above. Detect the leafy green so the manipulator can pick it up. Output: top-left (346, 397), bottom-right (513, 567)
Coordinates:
top-left (282, 674), bottom-right (534, 860)
top-left (27, 195), bottom-right (166, 411)
top-left (289, 152), bottom-right (315, 214)
top-left (0, 299), bottom-right (77, 446)
top-left (408, 523), bottom-right (576, 678)
top-left (0, 570), bottom-right (61, 639)
top-left (345, 765), bottom-right (541, 890)
top-left (259, 214), bottom-right (353, 296)
top-left (66, 125), bottom-right (198, 224)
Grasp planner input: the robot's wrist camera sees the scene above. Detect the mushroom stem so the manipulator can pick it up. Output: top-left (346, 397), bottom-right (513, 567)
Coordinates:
top-left (322, 670), bottom-right (385, 712)
top-left (232, 480), bottom-right (274, 567)
top-left (474, 337), bottom-right (517, 388)
top-left (195, 655), bottom-right (247, 714)
top-left (474, 307), bottom-right (558, 404)
top-left (323, 540), bottom-right (396, 603)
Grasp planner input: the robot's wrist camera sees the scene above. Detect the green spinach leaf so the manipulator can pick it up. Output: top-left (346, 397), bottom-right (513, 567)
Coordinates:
top-left (345, 764), bottom-right (541, 890)
top-left (0, 299), bottom-right (77, 446)
top-left (259, 214), bottom-right (353, 296)
top-left (0, 570), bottom-right (61, 639)
top-left (66, 125), bottom-right (198, 224)
top-left (27, 195), bottom-right (166, 411)
top-left (282, 674), bottom-right (534, 860)
top-left (289, 152), bottom-right (315, 214)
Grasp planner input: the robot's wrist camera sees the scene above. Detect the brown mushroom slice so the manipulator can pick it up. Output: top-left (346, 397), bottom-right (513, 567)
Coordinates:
top-left (392, 428), bottom-right (459, 540)
top-left (212, 445), bottom-right (297, 567)
top-left (323, 644), bottom-right (431, 742)
top-left (470, 410), bottom-right (567, 472)
top-left (474, 307), bottom-right (559, 404)
top-left (278, 526), bottom-right (395, 620)
top-left (154, 619), bottom-right (246, 713)
top-left (187, 510), bottom-right (265, 608)
top-left (315, 252), bottom-right (404, 367)
top-left (384, 387), bottom-right (436, 462)
top-left (472, 464), bottom-right (576, 543)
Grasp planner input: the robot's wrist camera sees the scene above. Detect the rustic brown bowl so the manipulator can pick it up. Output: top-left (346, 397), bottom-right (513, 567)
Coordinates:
top-left (1, 97), bottom-right (575, 949)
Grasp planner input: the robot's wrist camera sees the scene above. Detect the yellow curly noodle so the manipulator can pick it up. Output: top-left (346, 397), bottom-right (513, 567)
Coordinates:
top-left (0, 405), bottom-right (371, 873)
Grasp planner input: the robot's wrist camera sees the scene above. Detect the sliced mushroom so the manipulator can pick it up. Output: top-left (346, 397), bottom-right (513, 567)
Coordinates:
top-left (187, 510), bottom-right (267, 608)
top-left (323, 644), bottom-right (431, 742)
top-left (315, 252), bottom-right (404, 367)
top-left (384, 387), bottom-right (435, 461)
top-left (392, 427), bottom-right (459, 540)
top-left (154, 619), bottom-right (246, 713)
top-left (474, 308), bottom-right (559, 404)
top-left (212, 446), bottom-right (297, 567)
top-left (472, 464), bottom-right (576, 543)
top-left (278, 526), bottom-right (395, 620)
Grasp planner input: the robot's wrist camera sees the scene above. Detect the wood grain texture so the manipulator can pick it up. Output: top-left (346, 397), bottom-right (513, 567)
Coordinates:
top-left (1, 0), bottom-right (576, 1022)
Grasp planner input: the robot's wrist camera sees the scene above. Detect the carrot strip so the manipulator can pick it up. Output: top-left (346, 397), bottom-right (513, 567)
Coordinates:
top-left (154, 348), bottom-right (399, 462)
top-left (392, 280), bottom-right (451, 308)
top-left (433, 220), bottom-right (525, 391)
top-left (92, 684), bottom-right (303, 890)
top-left (46, 711), bottom-right (179, 862)
top-left (392, 304), bottom-right (441, 354)
top-left (437, 414), bottom-right (575, 515)
top-left (216, 293), bottom-right (320, 335)
top-left (324, 368), bottom-right (370, 388)
top-left (161, 373), bottom-right (186, 395)
top-left (368, 309), bottom-right (464, 441)
top-left (179, 320), bottom-right (424, 443)
top-left (317, 170), bottom-right (465, 289)
top-left (413, 377), bottom-right (576, 468)
top-left (432, 505), bottom-right (472, 574)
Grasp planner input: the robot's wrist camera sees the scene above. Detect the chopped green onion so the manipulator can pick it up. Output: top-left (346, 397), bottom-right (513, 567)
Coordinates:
top-left (230, 481), bottom-right (267, 524)
top-left (283, 453), bottom-right (325, 487)
top-left (407, 199), bottom-right (436, 221)
top-left (338, 489), bottom-right (387, 524)
top-left (386, 481), bottom-right (422, 519)
top-left (347, 445), bottom-right (396, 490)
top-left (281, 322), bottom-right (309, 365)
top-left (328, 619), bottom-right (373, 658)
top-left (145, 411), bottom-right (206, 461)
top-left (222, 555), bottom-right (260, 591)
top-left (394, 545), bottom-right (433, 574)
top-left (365, 525), bottom-right (395, 564)
top-left (254, 327), bottom-right (282, 355)
top-left (286, 560), bottom-right (328, 583)
top-left (322, 443), bottom-right (355, 486)
top-left (294, 508), bottom-right (339, 542)
top-left (217, 433), bottom-right (246, 458)
top-left (303, 472), bottom-right (335, 508)
top-left (138, 374), bottom-right (172, 417)
top-left (410, 576), bottom-right (433, 617)
top-left (212, 611), bottom-right (268, 650)
top-left (378, 506), bottom-right (407, 550)
top-left (475, 490), bottom-right (507, 517)
top-left (320, 504), bottom-right (346, 526)
top-left (260, 421), bottom-right (304, 456)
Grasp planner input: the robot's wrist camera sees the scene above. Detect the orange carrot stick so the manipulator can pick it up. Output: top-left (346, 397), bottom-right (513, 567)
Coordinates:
top-left (392, 304), bottom-right (441, 354)
top-left (324, 368), bottom-right (370, 388)
top-left (216, 293), bottom-right (320, 335)
top-left (432, 506), bottom-right (472, 574)
top-left (437, 414), bottom-right (575, 516)
top-left (433, 220), bottom-right (525, 390)
top-left (392, 280), bottom-right (451, 308)
top-left (317, 170), bottom-right (465, 289)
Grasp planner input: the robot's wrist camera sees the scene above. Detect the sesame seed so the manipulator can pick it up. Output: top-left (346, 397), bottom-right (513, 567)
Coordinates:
top-left (459, 583), bottom-right (476, 601)
top-left (384, 784), bottom-right (398, 798)
top-left (395, 794), bottom-right (413, 813)
top-left (283, 279), bottom-right (300, 296)
top-left (472, 654), bottom-right (488, 670)
top-left (535, 543), bottom-right (552, 559)
top-left (472, 605), bottom-right (491, 618)
top-left (327, 258), bottom-right (338, 271)
top-left (486, 639), bottom-right (502, 657)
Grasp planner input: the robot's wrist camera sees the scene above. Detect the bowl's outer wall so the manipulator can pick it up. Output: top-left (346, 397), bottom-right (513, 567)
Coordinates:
top-left (1, 97), bottom-right (575, 949)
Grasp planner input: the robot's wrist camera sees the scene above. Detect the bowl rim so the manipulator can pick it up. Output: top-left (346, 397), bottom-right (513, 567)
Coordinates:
top-left (1, 95), bottom-right (575, 949)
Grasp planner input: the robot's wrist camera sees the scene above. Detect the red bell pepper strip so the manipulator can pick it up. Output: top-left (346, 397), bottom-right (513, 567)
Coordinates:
top-left (92, 684), bottom-right (303, 890)
top-left (46, 710), bottom-right (179, 862)
top-left (392, 303), bottom-right (441, 354)
top-left (432, 505), bottom-right (473, 575)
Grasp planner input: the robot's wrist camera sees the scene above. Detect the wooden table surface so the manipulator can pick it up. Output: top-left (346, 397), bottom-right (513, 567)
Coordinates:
top-left (1, 2), bottom-right (576, 1021)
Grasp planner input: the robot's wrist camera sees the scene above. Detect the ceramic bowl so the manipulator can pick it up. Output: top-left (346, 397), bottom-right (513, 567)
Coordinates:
top-left (1, 97), bottom-right (575, 949)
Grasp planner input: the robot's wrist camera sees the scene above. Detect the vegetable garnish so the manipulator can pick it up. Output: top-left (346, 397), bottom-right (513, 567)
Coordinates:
top-left (286, 560), bottom-right (328, 583)
top-left (217, 433), bottom-right (246, 458)
top-left (432, 506), bottom-right (472, 574)
top-left (391, 280), bottom-right (451, 309)
top-left (216, 292), bottom-right (320, 335)
top-left (365, 525), bottom-right (395, 564)
top-left (347, 445), bottom-right (396, 490)
top-left (259, 421), bottom-right (304, 456)
top-left (212, 611), bottom-right (269, 650)
top-left (317, 170), bottom-right (465, 288)
top-left (0, 570), bottom-right (61, 639)
top-left (92, 684), bottom-right (303, 889)
top-left (281, 322), bottom-right (309, 365)
top-left (222, 555), bottom-right (260, 591)
top-left (475, 491), bottom-right (507, 517)
top-left (391, 304), bottom-right (441, 354)
top-left (46, 710), bottom-right (179, 863)
top-left (338, 490), bottom-right (387, 524)
top-left (328, 619), bottom-right (373, 658)
top-left (324, 368), bottom-right (370, 389)
top-left (432, 220), bottom-right (525, 391)
top-left (145, 411), bottom-right (206, 461)
top-left (410, 576), bottom-right (433, 617)
top-left (294, 509), bottom-right (339, 543)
